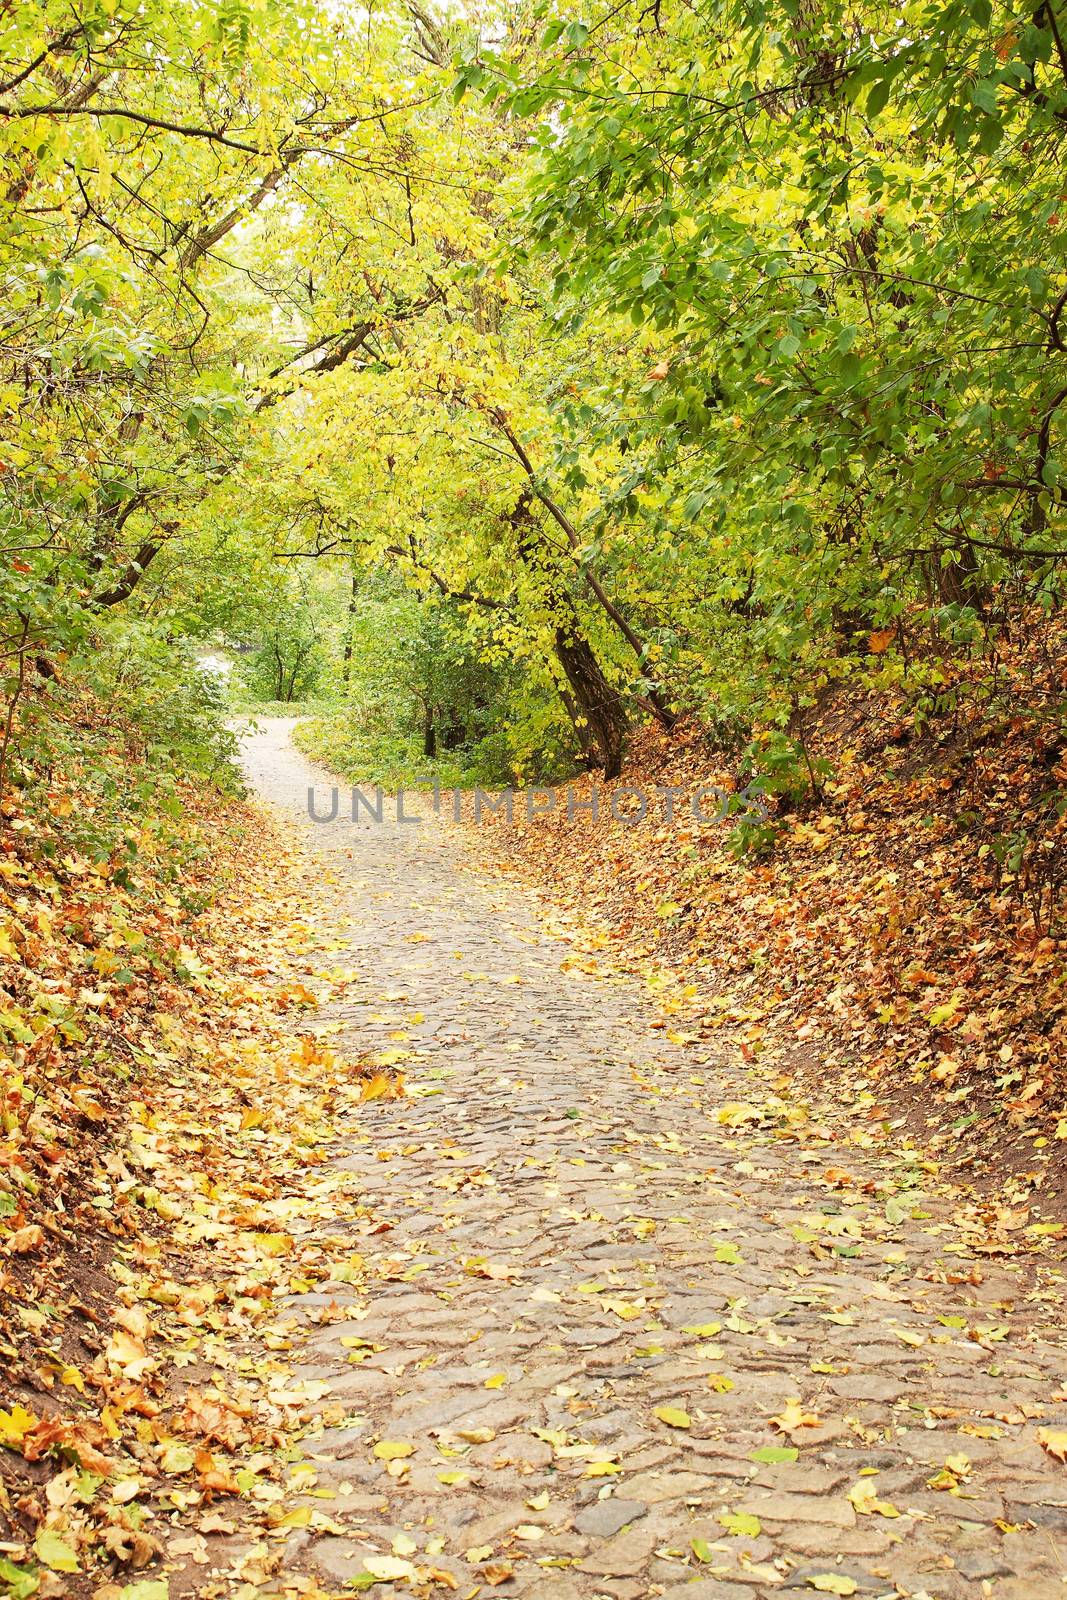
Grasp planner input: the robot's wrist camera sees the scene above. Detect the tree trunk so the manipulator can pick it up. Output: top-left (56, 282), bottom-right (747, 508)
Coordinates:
top-left (489, 409), bottom-right (676, 729)
top-left (554, 627), bottom-right (625, 778)
top-left (341, 570), bottom-right (358, 684)
top-left (509, 492), bottom-right (627, 777)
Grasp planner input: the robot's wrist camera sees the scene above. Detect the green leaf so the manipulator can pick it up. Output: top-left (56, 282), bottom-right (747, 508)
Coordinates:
top-left (34, 1531), bottom-right (78, 1574)
top-left (865, 76), bottom-right (892, 118)
top-left (719, 1511), bottom-right (761, 1537)
top-left (0, 1559), bottom-right (39, 1599)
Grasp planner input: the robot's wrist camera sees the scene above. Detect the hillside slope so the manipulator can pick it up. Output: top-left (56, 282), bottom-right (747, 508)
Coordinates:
top-left (469, 653), bottom-right (1067, 1220)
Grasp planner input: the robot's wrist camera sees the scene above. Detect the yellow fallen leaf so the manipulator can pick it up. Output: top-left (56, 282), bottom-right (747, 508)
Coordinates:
top-left (771, 1398), bottom-right (819, 1433)
top-left (602, 1298), bottom-right (645, 1320)
top-left (276, 1506), bottom-right (312, 1528)
top-left (927, 1453), bottom-right (972, 1490)
top-left (654, 1405), bottom-right (691, 1429)
top-left (848, 1480), bottom-right (900, 1517)
top-left (373, 1440), bottom-right (414, 1461)
top-left (363, 1556), bottom-right (416, 1581)
top-left (484, 1373), bottom-right (507, 1389)
top-left (105, 1330), bottom-right (153, 1380)
top-left (719, 1511), bottom-right (761, 1537)
top-left (0, 1405), bottom-right (38, 1447)
top-left (361, 1070), bottom-right (404, 1101)
top-left (1038, 1428), bottom-right (1067, 1463)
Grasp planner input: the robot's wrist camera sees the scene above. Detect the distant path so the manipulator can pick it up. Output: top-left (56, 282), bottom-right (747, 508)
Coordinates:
top-left (236, 718), bottom-right (1067, 1600)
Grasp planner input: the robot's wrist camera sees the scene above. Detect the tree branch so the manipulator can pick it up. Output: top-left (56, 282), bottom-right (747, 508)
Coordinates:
top-left (487, 407), bottom-right (677, 727)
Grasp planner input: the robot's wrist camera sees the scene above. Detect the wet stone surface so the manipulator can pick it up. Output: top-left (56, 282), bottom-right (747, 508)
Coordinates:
top-left (235, 720), bottom-right (1067, 1600)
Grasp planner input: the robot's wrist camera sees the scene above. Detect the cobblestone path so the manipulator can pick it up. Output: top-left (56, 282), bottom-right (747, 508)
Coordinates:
top-left (239, 719), bottom-right (1067, 1600)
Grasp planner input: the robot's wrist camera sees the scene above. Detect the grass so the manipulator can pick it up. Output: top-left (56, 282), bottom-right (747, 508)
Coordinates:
top-left (292, 710), bottom-right (510, 791)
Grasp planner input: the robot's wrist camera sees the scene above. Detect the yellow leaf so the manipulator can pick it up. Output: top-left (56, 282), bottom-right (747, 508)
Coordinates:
top-left (0, 1405), bottom-right (38, 1448)
top-left (484, 1373), bottom-right (507, 1389)
top-left (848, 1480), bottom-right (900, 1517)
top-left (363, 1556), bottom-right (416, 1581)
top-left (373, 1440), bottom-right (414, 1461)
top-left (654, 1405), bottom-right (691, 1429)
top-left (771, 1398), bottom-right (819, 1433)
top-left (105, 1330), bottom-right (153, 1379)
top-left (583, 1460), bottom-right (622, 1477)
top-left (360, 1070), bottom-right (401, 1101)
top-left (808, 1577), bottom-right (859, 1596)
top-left (602, 1297), bottom-right (644, 1320)
top-left (719, 1511), bottom-right (761, 1537)
top-left (251, 1232), bottom-right (293, 1258)
top-left (276, 1505), bottom-right (312, 1528)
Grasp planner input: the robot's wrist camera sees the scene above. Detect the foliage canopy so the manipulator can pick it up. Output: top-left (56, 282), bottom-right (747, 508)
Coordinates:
top-left (2, 0), bottom-right (1066, 795)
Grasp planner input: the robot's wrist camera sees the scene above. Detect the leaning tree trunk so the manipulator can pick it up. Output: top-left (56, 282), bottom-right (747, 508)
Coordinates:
top-left (554, 628), bottom-right (625, 779)
top-left (509, 492), bottom-right (627, 778)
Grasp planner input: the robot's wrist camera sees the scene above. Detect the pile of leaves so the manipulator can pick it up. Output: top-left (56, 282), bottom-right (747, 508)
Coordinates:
top-left (0, 695), bottom-right (395, 1599)
top-left (471, 623), bottom-right (1067, 1205)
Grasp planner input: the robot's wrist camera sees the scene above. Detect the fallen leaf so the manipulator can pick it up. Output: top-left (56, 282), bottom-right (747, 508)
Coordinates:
top-left (654, 1405), bottom-right (691, 1429)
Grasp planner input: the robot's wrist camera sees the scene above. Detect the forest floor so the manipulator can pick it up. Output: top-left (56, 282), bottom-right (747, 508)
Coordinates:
top-left (154, 719), bottom-right (1067, 1600)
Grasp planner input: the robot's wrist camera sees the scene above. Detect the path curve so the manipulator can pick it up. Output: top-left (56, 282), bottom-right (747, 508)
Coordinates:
top-left (238, 719), bottom-right (1067, 1600)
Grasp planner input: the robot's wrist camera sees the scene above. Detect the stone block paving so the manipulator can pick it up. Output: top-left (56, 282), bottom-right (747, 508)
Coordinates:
top-left (239, 722), bottom-right (1067, 1600)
